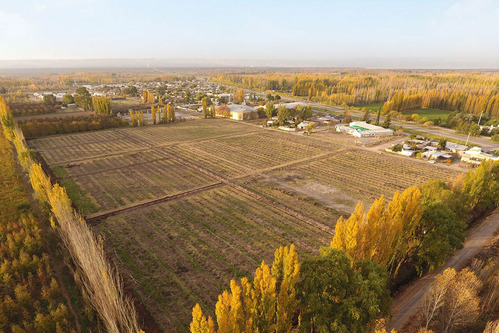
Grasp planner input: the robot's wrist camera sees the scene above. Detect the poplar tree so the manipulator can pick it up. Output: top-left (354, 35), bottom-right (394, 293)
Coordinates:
top-left (151, 105), bottom-right (156, 125)
top-left (202, 97), bottom-right (208, 119)
top-left (168, 104), bottom-right (175, 123)
top-left (190, 245), bottom-right (299, 333)
top-left (330, 186), bottom-right (422, 278)
top-left (162, 106), bottom-right (167, 124)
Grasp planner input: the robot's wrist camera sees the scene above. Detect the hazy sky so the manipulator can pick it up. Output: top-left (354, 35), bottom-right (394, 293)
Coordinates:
top-left (0, 0), bottom-right (498, 68)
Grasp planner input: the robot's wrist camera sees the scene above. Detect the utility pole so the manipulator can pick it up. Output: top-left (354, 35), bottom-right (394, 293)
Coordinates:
top-left (465, 110), bottom-right (484, 146)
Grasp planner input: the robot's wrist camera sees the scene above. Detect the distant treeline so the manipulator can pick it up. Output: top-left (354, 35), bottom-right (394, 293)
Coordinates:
top-left (212, 71), bottom-right (499, 118)
top-left (18, 115), bottom-right (129, 138)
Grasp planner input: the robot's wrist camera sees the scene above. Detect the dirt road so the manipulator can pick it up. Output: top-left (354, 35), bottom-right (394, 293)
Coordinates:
top-left (389, 208), bottom-right (500, 331)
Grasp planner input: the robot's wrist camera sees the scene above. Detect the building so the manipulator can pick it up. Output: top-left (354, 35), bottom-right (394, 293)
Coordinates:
top-left (297, 121), bottom-right (312, 130)
top-left (445, 142), bottom-right (468, 154)
top-left (460, 147), bottom-right (499, 166)
top-left (336, 121), bottom-right (393, 137)
top-left (422, 151), bottom-right (453, 161)
top-left (228, 104), bottom-right (258, 120)
top-left (400, 149), bottom-right (416, 157)
top-left (279, 102), bottom-right (309, 109)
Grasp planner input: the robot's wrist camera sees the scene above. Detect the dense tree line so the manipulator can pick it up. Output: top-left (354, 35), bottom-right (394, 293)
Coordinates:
top-left (332, 160), bottom-right (498, 276)
top-left (1, 95), bottom-right (142, 332)
top-left (0, 72), bottom-right (180, 92)
top-left (18, 115), bottom-right (129, 138)
top-left (0, 100), bottom-right (72, 332)
top-left (212, 72), bottom-right (499, 118)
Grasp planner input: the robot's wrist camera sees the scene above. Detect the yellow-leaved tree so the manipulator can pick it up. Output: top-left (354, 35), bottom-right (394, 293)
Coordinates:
top-left (331, 186), bottom-right (422, 277)
top-left (190, 245), bottom-right (299, 333)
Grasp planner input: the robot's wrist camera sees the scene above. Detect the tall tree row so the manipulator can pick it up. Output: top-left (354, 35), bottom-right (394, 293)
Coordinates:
top-left (0, 95), bottom-right (143, 332)
top-left (213, 72), bottom-right (498, 117)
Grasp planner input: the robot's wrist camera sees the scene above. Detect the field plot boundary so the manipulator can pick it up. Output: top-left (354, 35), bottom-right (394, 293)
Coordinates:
top-left (86, 182), bottom-right (225, 224)
top-left (59, 156), bottom-right (170, 179)
top-left (50, 147), bottom-right (150, 166)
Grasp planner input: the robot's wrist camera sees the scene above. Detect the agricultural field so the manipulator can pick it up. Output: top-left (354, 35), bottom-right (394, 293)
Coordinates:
top-left (28, 118), bottom-right (461, 332)
top-left (98, 186), bottom-right (332, 331)
top-left (402, 108), bottom-right (451, 120)
top-left (254, 148), bottom-right (461, 205)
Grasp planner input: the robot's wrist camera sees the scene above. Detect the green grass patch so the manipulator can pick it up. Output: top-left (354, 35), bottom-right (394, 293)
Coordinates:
top-left (355, 103), bottom-right (384, 112)
top-left (402, 108), bottom-right (451, 120)
top-left (51, 166), bottom-right (100, 215)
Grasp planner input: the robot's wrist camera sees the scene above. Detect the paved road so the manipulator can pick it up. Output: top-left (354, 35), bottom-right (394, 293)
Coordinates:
top-left (388, 208), bottom-right (500, 331)
top-left (240, 87), bottom-right (498, 151)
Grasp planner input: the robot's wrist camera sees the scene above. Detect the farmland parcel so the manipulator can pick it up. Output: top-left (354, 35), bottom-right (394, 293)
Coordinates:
top-left (29, 119), bottom-right (460, 332)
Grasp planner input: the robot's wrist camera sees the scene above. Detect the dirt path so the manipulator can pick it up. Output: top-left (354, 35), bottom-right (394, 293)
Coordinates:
top-left (389, 208), bottom-right (500, 331)
top-left (86, 182), bottom-right (224, 224)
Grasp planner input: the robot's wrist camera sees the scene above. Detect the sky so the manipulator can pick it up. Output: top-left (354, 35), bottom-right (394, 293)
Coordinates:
top-left (0, 0), bottom-right (498, 68)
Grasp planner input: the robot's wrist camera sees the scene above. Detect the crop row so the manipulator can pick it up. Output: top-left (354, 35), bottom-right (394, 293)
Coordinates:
top-left (171, 131), bottom-right (342, 176)
top-left (97, 185), bottom-right (330, 332)
top-left (281, 149), bottom-right (459, 203)
top-left (237, 179), bottom-right (342, 226)
top-left (128, 119), bottom-right (257, 146)
top-left (72, 157), bottom-right (219, 212)
top-left (61, 150), bottom-right (167, 177)
top-left (28, 129), bottom-right (127, 149)
top-left (32, 139), bottom-right (145, 165)
top-left (9, 103), bottom-right (56, 116)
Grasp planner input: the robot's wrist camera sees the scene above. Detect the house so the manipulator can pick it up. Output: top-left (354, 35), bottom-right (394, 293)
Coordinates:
top-left (422, 151), bottom-right (453, 161)
top-left (279, 125), bottom-right (296, 132)
top-left (331, 115), bottom-right (345, 122)
top-left (401, 149), bottom-right (416, 157)
top-left (460, 147), bottom-right (499, 166)
top-left (336, 121), bottom-right (393, 137)
top-left (317, 117), bottom-right (334, 125)
top-left (445, 142), bottom-right (468, 154)
top-left (297, 121), bottom-right (311, 130)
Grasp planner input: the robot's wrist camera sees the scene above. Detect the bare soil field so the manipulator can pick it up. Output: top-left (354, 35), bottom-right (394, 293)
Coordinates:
top-left (28, 118), bottom-right (461, 332)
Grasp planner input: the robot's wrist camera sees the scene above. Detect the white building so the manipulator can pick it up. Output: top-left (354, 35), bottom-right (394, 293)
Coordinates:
top-left (461, 147), bottom-right (499, 166)
top-left (336, 121), bottom-right (393, 137)
top-left (297, 121), bottom-right (311, 130)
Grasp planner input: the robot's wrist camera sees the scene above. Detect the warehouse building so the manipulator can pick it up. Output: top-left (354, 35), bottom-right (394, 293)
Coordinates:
top-left (336, 121), bottom-right (393, 137)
